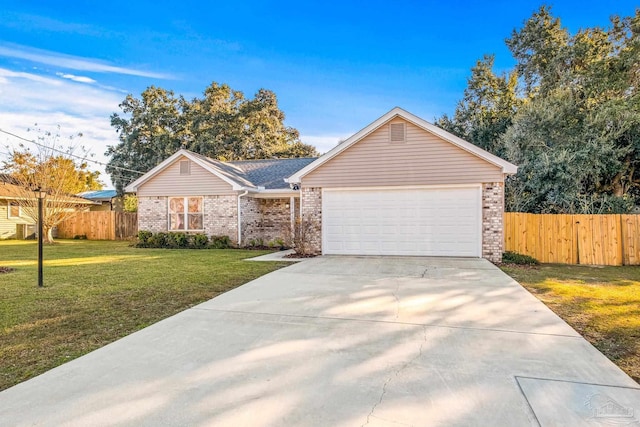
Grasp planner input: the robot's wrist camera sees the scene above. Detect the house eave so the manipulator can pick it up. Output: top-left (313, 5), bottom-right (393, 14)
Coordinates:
top-left (246, 188), bottom-right (300, 198)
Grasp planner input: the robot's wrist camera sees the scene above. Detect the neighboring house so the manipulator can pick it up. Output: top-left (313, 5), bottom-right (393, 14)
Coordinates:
top-left (0, 176), bottom-right (98, 239)
top-left (78, 190), bottom-right (123, 211)
top-left (0, 180), bottom-right (35, 239)
top-left (126, 107), bottom-right (517, 262)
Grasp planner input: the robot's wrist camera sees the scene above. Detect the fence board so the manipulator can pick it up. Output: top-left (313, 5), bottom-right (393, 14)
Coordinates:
top-left (57, 211), bottom-right (137, 240)
top-left (504, 212), bottom-right (640, 265)
top-left (621, 215), bottom-right (640, 265)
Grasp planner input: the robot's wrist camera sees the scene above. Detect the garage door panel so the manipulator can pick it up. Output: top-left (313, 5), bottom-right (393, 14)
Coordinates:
top-left (323, 187), bottom-right (481, 257)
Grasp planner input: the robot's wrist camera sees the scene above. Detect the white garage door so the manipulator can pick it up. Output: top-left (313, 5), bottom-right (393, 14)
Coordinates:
top-left (323, 187), bottom-right (481, 256)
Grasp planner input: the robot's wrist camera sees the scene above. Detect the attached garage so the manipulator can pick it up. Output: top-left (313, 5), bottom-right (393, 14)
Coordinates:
top-left (323, 186), bottom-right (481, 256)
top-left (287, 107), bottom-right (518, 262)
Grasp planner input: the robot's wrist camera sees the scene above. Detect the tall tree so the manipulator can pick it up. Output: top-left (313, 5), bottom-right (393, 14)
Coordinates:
top-left (502, 8), bottom-right (640, 213)
top-left (505, 5), bottom-right (569, 97)
top-left (438, 6), bottom-right (640, 214)
top-left (435, 55), bottom-right (520, 157)
top-left (107, 86), bottom-right (187, 194)
top-left (107, 83), bottom-right (317, 193)
top-left (2, 128), bottom-right (103, 243)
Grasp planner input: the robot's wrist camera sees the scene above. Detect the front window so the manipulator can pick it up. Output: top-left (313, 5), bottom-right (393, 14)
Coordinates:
top-left (8, 202), bottom-right (20, 218)
top-left (169, 197), bottom-right (203, 231)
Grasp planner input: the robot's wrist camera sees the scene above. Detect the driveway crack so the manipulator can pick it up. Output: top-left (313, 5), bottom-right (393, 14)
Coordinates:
top-left (362, 326), bottom-right (428, 427)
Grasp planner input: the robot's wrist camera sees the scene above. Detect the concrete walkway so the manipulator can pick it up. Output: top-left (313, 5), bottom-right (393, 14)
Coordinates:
top-left (0, 256), bottom-right (638, 426)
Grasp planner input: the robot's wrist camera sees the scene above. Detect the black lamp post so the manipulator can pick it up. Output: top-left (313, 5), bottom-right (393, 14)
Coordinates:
top-left (34, 188), bottom-right (45, 288)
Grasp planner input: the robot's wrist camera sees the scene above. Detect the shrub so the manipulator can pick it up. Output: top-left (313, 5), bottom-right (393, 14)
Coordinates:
top-left (502, 251), bottom-right (539, 265)
top-left (246, 238), bottom-right (264, 248)
top-left (148, 232), bottom-right (168, 248)
top-left (134, 231), bottom-right (231, 249)
top-left (136, 230), bottom-right (153, 247)
top-left (192, 233), bottom-right (209, 248)
top-left (167, 232), bottom-right (189, 248)
top-left (268, 238), bottom-right (287, 249)
top-left (284, 216), bottom-right (319, 256)
top-left (210, 235), bottom-right (232, 249)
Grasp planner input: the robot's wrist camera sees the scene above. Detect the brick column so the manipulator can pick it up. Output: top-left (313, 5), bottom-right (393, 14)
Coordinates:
top-left (482, 182), bottom-right (504, 263)
top-left (301, 187), bottom-right (322, 254)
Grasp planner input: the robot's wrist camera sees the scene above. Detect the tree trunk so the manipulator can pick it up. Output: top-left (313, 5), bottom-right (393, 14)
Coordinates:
top-left (44, 226), bottom-right (55, 244)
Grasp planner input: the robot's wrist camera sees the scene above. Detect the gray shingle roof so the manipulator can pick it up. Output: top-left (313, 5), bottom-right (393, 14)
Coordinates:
top-left (229, 158), bottom-right (317, 189)
top-left (188, 152), bottom-right (256, 188)
top-left (186, 151), bottom-right (317, 189)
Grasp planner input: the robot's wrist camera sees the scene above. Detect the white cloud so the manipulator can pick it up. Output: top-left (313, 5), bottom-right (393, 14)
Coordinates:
top-left (301, 135), bottom-right (351, 155)
top-left (0, 67), bottom-right (122, 116)
top-left (0, 43), bottom-right (172, 79)
top-left (0, 67), bottom-right (125, 188)
top-left (55, 72), bottom-right (96, 84)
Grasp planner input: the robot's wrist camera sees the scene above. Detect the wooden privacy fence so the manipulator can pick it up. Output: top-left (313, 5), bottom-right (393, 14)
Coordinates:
top-left (57, 211), bottom-right (138, 240)
top-left (504, 212), bottom-right (640, 266)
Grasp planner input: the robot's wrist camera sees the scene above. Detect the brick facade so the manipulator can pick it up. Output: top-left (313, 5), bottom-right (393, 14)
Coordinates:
top-left (138, 195), bottom-right (238, 245)
top-left (481, 182), bottom-right (504, 263)
top-left (138, 196), bottom-right (168, 233)
top-left (300, 187), bottom-right (322, 254)
top-left (203, 195), bottom-right (238, 243)
top-left (241, 197), bottom-right (292, 245)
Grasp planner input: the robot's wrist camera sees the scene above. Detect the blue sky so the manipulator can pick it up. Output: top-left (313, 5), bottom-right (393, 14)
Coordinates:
top-left (0, 1), bottom-right (638, 187)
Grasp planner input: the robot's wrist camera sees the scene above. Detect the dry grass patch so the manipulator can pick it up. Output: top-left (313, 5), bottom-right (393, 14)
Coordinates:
top-left (501, 263), bottom-right (640, 383)
top-left (0, 240), bottom-right (287, 391)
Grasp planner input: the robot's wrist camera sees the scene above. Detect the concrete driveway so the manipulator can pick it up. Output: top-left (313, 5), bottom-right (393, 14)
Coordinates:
top-left (1, 256), bottom-right (638, 426)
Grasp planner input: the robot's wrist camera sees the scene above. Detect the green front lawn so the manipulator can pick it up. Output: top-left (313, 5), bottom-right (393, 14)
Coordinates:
top-left (0, 240), bottom-right (287, 391)
top-left (501, 264), bottom-right (640, 383)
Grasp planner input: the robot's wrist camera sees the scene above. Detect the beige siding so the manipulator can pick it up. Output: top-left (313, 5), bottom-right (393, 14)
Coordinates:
top-left (302, 119), bottom-right (503, 187)
top-left (138, 156), bottom-right (235, 196)
top-left (0, 200), bottom-right (33, 239)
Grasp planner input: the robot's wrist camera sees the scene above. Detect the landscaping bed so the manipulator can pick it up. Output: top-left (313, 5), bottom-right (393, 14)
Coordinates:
top-left (0, 240), bottom-right (287, 391)
top-left (501, 263), bottom-right (640, 383)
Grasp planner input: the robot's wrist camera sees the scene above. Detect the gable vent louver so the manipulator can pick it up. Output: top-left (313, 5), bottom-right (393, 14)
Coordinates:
top-left (389, 123), bottom-right (406, 143)
top-left (179, 160), bottom-right (191, 175)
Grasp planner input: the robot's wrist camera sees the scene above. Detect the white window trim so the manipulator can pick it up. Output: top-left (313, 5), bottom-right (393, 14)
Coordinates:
top-left (167, 196), bottom-right (204, 232)
top-left (8, 201), bottom-right (21, 219)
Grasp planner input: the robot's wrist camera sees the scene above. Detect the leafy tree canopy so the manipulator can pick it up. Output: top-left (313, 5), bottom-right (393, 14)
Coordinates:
top-left (437, 5), bottom-right (640, 213)
top-left (106, 83), bottom-right (317, 193)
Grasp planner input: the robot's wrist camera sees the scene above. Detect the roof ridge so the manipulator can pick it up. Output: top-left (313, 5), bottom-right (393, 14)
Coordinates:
top-left (229, 157), bottom-right (318, 164)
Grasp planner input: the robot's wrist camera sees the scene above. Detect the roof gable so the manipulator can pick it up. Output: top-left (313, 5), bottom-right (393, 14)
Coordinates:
top-left (287, 107), bottom-right (517, 183)
top-left (125, 150), bottom-right (249, 192)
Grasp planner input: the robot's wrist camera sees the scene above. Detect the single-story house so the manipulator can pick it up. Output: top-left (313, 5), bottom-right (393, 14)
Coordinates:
top-left (126, 107), bottom-right (517, 262)
top-left (1, 176), bottom-right (97, 239)
top-left (0, 179), bottom-right (35, 239)
top-left (78, 190), bottom-right (123, 211)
